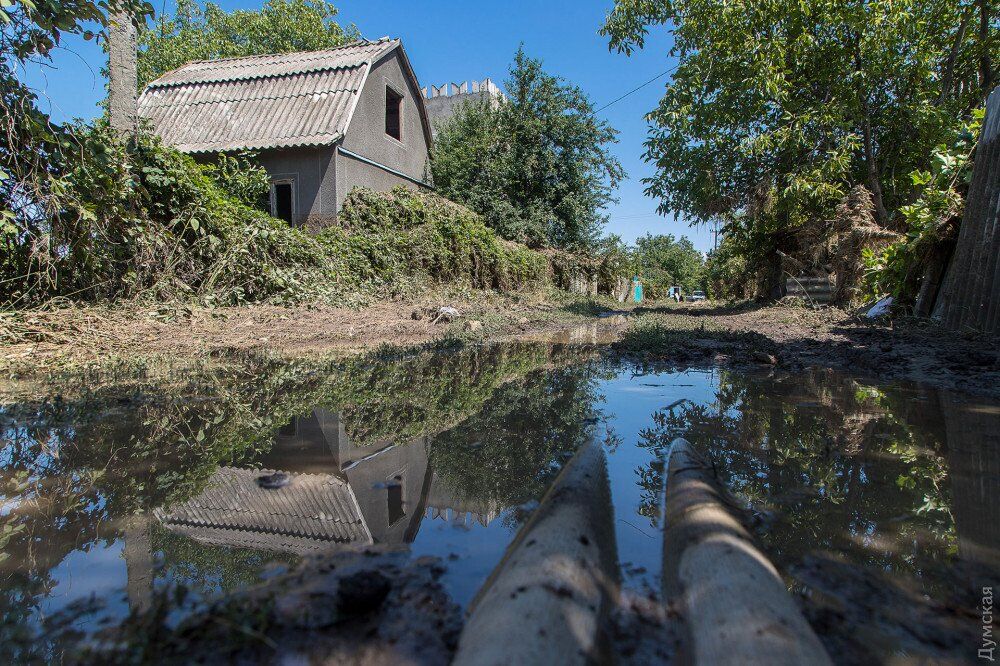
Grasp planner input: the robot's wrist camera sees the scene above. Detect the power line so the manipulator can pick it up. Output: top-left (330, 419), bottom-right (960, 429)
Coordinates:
top-left (594, 64), bottom-right (679, 114)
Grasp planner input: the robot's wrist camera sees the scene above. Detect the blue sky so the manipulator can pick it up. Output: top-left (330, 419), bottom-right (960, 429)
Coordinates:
top-left (20, 0), bottom-right (715, 251)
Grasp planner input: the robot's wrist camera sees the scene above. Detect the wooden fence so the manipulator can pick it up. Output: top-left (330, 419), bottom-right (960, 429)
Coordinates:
top-left (934, 86), bottom-right (1000, 335)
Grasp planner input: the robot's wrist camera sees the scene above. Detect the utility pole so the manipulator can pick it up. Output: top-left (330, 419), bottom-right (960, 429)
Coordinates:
top-left (108, 10), bottom-right (138, 137)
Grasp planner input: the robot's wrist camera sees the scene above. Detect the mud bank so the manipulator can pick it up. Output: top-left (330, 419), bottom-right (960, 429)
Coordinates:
top-left (3, 298), bottom-right (999, 398)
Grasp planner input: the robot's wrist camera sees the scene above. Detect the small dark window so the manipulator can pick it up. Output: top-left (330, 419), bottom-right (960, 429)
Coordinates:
top-left (278, 417), bottom-right (297, 437)
top-left (385, 86), bottom-right (403, 141)
top-left (273, 182), bottom-right (293, 224)
top-left (387, 475), bottom-right (404, 525)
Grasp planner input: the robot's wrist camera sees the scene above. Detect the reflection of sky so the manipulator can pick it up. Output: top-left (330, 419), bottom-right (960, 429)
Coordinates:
top-left (409, 510), bottom-right (518, 608)
top-left (39, 539), bottom-right (130, 627)
top-left (598, 367), bottom-right (720, 591)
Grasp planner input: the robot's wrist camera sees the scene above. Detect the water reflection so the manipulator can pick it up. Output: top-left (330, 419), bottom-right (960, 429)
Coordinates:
top-left (1, 345), bottom-right (997, 662)
top-left (623, 366), bottom-right (998, 660)
top-left (0, 344), bottom-right (600, 660)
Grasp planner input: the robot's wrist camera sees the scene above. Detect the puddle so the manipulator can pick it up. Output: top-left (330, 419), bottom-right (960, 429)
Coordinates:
top-left (1, 343), bottom-right (997, 661)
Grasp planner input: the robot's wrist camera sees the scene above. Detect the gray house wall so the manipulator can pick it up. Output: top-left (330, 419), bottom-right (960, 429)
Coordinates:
top-left (335, 49), bottom-right (432, 212)
top-left (255, 146), bottom-right (336, 229)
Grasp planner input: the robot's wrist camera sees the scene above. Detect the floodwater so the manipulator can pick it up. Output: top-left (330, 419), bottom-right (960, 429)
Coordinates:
top-left (1, 342), bottom-right (997, 662)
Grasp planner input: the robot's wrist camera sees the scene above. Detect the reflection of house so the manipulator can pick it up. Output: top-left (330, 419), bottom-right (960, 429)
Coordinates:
top-left (155, 467), bottom-right (371, 556)
top-left (154, 409), bottom-right (498, 556)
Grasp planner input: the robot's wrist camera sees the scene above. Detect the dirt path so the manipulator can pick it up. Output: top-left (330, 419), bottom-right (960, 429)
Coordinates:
top-left (3, 297), bottom-right (999, 397)
top-left (613, 302), bottom-right (1000, 398)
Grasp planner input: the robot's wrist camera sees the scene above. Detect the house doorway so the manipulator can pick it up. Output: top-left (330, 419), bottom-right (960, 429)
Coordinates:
top-left (271, 180), bottom-right (294, 225)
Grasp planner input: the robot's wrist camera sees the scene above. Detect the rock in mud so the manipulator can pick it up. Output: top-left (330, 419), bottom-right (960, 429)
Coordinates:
top-left (751, 351), bottom-right (779, 365)
top-left (256, 472), bottom-right (291, 489)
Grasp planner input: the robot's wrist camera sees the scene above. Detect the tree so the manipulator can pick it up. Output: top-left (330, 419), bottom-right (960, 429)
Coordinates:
top-left (137, 0), bottom-right (359, 88)
top-left (601, 0), bottom-right (998, 300)
top-left (432, 48), bottom-right (625, 252)
top-left (1, 0), bottom-right (152, 298)
top-left (632, 233), bottom-right (704, 297)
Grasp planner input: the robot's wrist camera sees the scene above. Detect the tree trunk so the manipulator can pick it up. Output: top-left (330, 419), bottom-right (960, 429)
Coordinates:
top-left (108, 11), bottom-right (138, 137)
top-left (860, 110), bottom-right (890, 227)
top-left (937, 6), bottom-right (973, 106)
top-left (980, 0), bottom-right (994, 98)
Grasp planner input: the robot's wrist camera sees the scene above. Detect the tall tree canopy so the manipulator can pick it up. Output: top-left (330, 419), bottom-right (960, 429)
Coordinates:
top-left (602, 0), bottom-right (998, 300)
top-left (137, 0), bottom-right (359, 87)
top-left (632, 233), bottom-right (704, 296)
top-left (432, 48), bottom-right (625, 252)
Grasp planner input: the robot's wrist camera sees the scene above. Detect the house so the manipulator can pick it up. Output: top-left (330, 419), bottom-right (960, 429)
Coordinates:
top-left (137, 37), bottom-right (433, 229)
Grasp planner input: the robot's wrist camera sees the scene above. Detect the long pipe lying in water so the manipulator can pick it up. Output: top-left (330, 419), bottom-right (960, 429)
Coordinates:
top-left (453, 437), bottom-right (620, 666)
top-left (662, 437), bottom-right (832, 665)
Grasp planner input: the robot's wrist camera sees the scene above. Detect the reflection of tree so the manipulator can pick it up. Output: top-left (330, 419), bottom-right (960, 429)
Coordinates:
top-left (429, 364), bottom-right (601, 526)
top-left (0, 342), bottom-right (593, 659)
top-left (636, 369), bottom-right (956, 581)
top-left (152, 523), bottom-right (298, 601)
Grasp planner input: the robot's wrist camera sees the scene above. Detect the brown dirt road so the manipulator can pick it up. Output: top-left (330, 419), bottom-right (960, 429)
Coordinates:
top-left (3, 297), bottom-right (998, 398)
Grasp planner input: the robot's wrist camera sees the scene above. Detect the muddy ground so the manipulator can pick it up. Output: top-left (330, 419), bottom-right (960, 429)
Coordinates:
top-left (3, 296), bottom-right (998, 399)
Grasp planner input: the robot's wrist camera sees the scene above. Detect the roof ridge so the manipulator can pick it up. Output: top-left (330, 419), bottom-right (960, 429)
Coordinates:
top-left (178, 36), bottom-right (394, 68)
top-left (145, 37), bottom-right (399, 90)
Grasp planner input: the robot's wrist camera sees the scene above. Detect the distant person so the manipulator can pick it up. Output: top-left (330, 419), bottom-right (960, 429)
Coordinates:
top-left (632, 276), bottom-right (643, 303)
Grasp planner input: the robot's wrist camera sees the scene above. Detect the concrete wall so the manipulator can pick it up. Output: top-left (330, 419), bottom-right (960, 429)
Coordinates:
top-left (336, 48), bottom-right (431, 210)
top-left (422, 79), bottom-right (503, 137)
top-left (255, 145), bottom-right (336, 230)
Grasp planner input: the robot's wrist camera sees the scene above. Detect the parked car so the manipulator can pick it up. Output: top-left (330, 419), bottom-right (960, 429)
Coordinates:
top-left (686, 290), bottom-right (707, 302)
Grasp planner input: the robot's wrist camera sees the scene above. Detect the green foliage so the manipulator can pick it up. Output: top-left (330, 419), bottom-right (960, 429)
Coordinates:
top-left (1, 0), bottom-right (151, 300)
top-left (865, 110), bottom-right (984, 301)
top-left (1, 126), bottom-right (554, 306)
top-left (632, 233), bottom-right (704, 298)
top-left (198, 151), bottom-right (270, 209)
top-left (704, 235), bottom-right (752, 301)
top-left (325, 186), bottom-right (548, 293)
top-left (2, 124), bottom-right (337, 305)
top-left (431, 47), bottom-right (625, 252)
top-left (137, 0), bottom-right (359, 87)
top-left (602, 0), bottom-right (998, 300)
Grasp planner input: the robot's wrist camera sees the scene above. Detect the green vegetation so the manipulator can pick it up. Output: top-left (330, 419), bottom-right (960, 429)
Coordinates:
top-left (3, 0), bottom-right (552, 311)
top-left (432, 48), bottom-right (625, 252)
top-left (602, 0), bottom-right (998, 306)
top-left (0, 123), bottom-right (551, 307)
top-left (137, 0), bottom-right (359, 88)
top-left (327, 187), bottom-right (548, 294)
top-left (631, 233), bottom-right (704, 298)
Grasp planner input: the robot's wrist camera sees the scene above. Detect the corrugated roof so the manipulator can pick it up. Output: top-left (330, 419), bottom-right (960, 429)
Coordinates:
top-left (137, 38), bottom-right (399, 153)
top-left (156, 467), bottom-right (373, 551)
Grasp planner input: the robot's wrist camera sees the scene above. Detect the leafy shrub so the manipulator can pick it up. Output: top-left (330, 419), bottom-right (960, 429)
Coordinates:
top-left (3, 124), bottom-right (336, 305)
top-left (326, 186), bottom-right (548, 292)
top-left (2, 127), bottom-right (556, 309)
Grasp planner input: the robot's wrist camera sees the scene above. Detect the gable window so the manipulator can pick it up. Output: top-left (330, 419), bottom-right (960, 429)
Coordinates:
top-left (385, 85), bottom-right (403, 141)
top-left (271, 180), bottom-right (294, 225)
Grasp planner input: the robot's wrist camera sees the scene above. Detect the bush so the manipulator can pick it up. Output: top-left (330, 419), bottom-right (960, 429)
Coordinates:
top-left (325, 187), bottom-right (548, 292)
top-left (2, 124), bottom-right (336, 306)
top-left (1, 127), bottom-right (551, 308)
